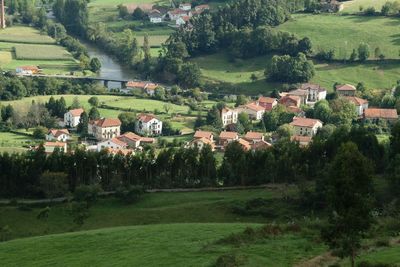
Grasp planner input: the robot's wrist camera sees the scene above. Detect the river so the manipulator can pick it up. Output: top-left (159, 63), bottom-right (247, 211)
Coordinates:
top-left (81, 40), bottom-right (139, 88)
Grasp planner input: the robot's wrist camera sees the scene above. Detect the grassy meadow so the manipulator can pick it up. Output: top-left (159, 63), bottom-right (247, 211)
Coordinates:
top-left (340, 0), bottom-right (388, 13)
top-left (0, 26), bottom-right (79, 74)
top-left (0, 131), bottom-right (36, 153)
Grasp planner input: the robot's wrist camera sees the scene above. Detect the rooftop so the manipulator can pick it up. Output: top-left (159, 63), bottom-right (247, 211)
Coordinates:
top-left (219, 131), bottom-right (238, 139)
top-left (91, 118), bottom-right (122, 127)
top-left (290, 117), bottom-right (322, 128)
top-left (244, 132), bottom-right (263, 140)
top-left (364, 108), bottom-right (398, 119)
top-left (68, 108), bottom-right (84, 117)
top-left (194, 130), bottom-right (213, 139)
top-left (336, 84), bottom-right (356, 91)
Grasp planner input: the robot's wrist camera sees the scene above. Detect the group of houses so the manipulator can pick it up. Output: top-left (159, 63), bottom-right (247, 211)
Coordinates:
top-left (125, 2), bottom-right (209, 26)
top-left (43, 109), bottom-right (163, 154)
top-left (221, 83), bottom-right (399, 146)
top-left (188, 130), bottom-right (272, 152)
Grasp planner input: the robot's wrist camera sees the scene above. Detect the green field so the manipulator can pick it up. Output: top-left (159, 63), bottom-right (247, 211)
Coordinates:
top-left (0, 26), bottom-right (79, 74)
top-left (341, 0), bottom-right (388, 13)
top-left (279, 14), bottom-right (400, 60)
top-left (0, 131), bottom-right (35, 153)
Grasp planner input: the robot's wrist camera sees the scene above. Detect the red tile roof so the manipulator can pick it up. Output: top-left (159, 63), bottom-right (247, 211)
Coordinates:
top-left (127, 81), bottom-right (147, 88)
top-left (19, 66), bottom-right (39, 71)
top-left (251, 140), bottom-right (272, 150)
top-left (345, 96), bottom-right (368, 106)
top-left (44, 141), bottom-right (66, 148)
top-left (245, 103), bottom-right (265, 112)
top-left (119, 132), bottom-right (142, 142)
top-left (69, 108), bottom-right (84, 117)
top-left (258, 97), bottom-right (277, 104)
top-left (336, 84), bottom-right (356, 91)
top-left (194, 130), bottom-right (213, 140)
top-left (364, 108), bottom-right (398, 119)
top-left (238, 138), bottom-right (251, 151)
top-left (48, 129), bottom-right (69, 137)
top-left (137, 114), bottom-right (158, 123)
top-left (290, 117), bottom-right (322, 128)
top-left (109, 137), bottom-right (128, 147)
top-left (219, 131), bottom-right (238, 140)
top-left (92, 118), bottom-right (122, 127)
top-left (244, 132), bottom-right (263, 140)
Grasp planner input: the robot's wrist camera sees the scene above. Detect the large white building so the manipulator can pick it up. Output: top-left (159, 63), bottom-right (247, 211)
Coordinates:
top-left (135, 114), bottom-right (163, 136)
top-left (64, 108), bottom-right (84, 128)
top-left (46, 129), bottom-right (70, 142)
top-left (88, 118), bottom-right (121, 140)
top-left (221, 107), bottom-right (238, 127)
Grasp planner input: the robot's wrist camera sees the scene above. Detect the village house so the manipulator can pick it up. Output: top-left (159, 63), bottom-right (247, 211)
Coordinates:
top-left (291, 135), bottom-right (313, 147)
top-left (194, 4), bottom-right (210, 12)
top-left (345, 96), bottom-right (369, 116)
top-left (16, 66), bottom-right (40, 75)
top-left (149, 10), bottom-right (163, 23)
top-left (257, 97), bottom-right (277, 111)
top-left (135, 114), bottom-right (163, 136)
top-left (237, 103), bottom-right (265, 120)
top-left (299, 83), bottom-right (327, 103)
top-left (64, 108), bottom-right (84, 128)
top-left (251, 140), bottom-right (272, 151)
top-left (244, 132), bottom-right (264, 144)
top-left (126, 81), bottom-right (159, 96)
top-left (168, 9), bottom-right (191, 21)
top-left (221, 107), bottom-right (238, 127)
top-left (290, 117), bottom-right (323, 137)
top-left (286, 106), bottom-right (305, 117)
top-left (118, 132), bottom-right (155, 149)
top-left (97, 137), bottom-right (128, 152)
top-left (176, 15), bottom-right (191, 26)
top-left (336, 84), bottom-right (356, 96)
top-left (46, 129), bottom-right (70, 142)
top-left (279, 95), bottom-right (301, 108)
top-left (179, 3), bottom-right (192, 11)
top-left (218, 131), bottom-right (239, 147)
top-left (287, 89), bottom-right (308, 105)
top-left (189, 130), bottom-right (215, 150)
top-left (43, 141), bottom-right (67, 154)
top-left (364, 108), bottom-right (399, 124)
top-left (237, 138), bottom-right (251, 151)
top-left (88, 118), bottom-right (121, 140)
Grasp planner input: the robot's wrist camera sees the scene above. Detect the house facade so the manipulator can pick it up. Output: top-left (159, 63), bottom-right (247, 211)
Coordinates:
top-left (218, 131), bottom-right (239, 146)
top-left (244, 132), bottom-right (264, 143)
top-left (97, 137), bottom-right (128, 152)
top-left (345, 96), bottom-right (369, 116)
top-left (135, 114), bottom-right (163, 136)
top-left (279, 95), bottom-right (301, 108)
top-left (64, 108), bottom-right (84, 128)
top-left (44, 142), bottom-right (67, 154)
top-left (336, 84), bottom-right (356, 96)
top-left (237, 103), bottom-right (265, 120)
top-left (290, 117), bottom-right (323, 137)
top-left (46, 129), bottom-right (70, 142)
top-left (300, 83), bottom-right (327, 103)
top-left (179, 3), bottom-right (192, 11)
top-left (88, 118), bottom-right (122, 140)
top-left (364, 108), bottom-right (398, 124)
top-left (257, 97), bottom-right (277, 111)
top-left (221, 108), bottom-right (238, 126)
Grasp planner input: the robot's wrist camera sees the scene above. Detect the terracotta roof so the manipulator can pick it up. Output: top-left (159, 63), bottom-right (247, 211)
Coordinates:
top-left (44, 141), bottom-right (66, 148)
top-left (180, 15), bottom-right (191, 22)
top-left (91, 118), bottom-right (122, 127)
top-left (286, 106), bottom-right (303, 114)
top-left (244, 132), bottom-right (263, 140)
top-left (288, 89), bottom-right (308, 96)
top-left (48, 129), bottom-right (69, 137)
top-left (300, 83), bottom-right (326, 92)
top-left (109, 137), bottom-right (128, 147)
top-left (169, 9), bottom-right (188, 15)
top-left (258, 97), bottom-right (276, 104)
top-left (127, 81), bottom-right (147, 88)
top-left (292, 135), bottom-right (312, 145)
top-left (119, 132), bottom-right (142, 142)
top-left (137, 114), bottom-right (158, 123)
top-left (345, 96), bottom-right (368, 106)
top-left (194, 130), bottom-right (213, 140)
top-left (364, 108), bottom-right (398, 119)
top-left (336, 84), bottom-right (356, 91)
top-left (245, 103), bottom-right (265, 112)
top-left (221, 107), bottom-right (236, 114)
top-left (252, 140), bottom-right (272, 150)
top-left (238, 138), bottom-right (251, 150)
top-left (279, 95), bottom-right (301, 105)
top-left (192, 137), bottom-right (214, 146)
top-left (69, 108), bottom-right (84, 117)
top-left (196, 4), bottom-right (210, 9)
top-left (145, 83), bottom-right (158, 90)
top-left (219, 131), bottom-right (238, 140)
top-left (19, 66), bottom-right (39, 71)
top-left (290, 117), bottom-right (322, 128)
top-left (140, 137), bottom-right (155, 143)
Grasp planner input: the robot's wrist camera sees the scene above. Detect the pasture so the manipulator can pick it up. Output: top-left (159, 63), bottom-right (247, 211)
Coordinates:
top-left (278, 14), bottom-right (400, 60)
top-left (0, 131), bottom-right (35, 153)
top-left (0, 26), bottom-right (79, 74)
top-left (340, 0), bottom-right (388, 13)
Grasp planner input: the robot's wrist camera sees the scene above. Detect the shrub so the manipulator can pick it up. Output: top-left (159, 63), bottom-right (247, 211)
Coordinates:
top-left (74, 184), bottom-right (102, 208)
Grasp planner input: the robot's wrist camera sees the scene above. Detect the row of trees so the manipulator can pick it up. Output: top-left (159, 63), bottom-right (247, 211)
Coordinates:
top-left (0, 121), bottom-right (397, 199)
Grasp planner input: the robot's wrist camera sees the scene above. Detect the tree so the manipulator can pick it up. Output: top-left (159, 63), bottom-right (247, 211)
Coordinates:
top-left (374, 47), bottom-right (381, 59)
top-left (39, 171), bottom-right (69, 200)
top-left (33, 126), bottom-right (47, 139)
top-left (143, 33), bottom-right (151, 61)
top-left (235, 95), bottom-right (248, 107)
top-left (267, 53), bottom-right (315, 83)
top-left (358, 43), bottom-right (370, 61)
top-left (276, 124), bottom-right (294, 139)
top-left (88, 107), bottom-right (100, 120)
top-left (313, 100), bottom-right (332, 123)
top-left (349, 49), bottom-right (357, 61)
top-left (178, 63), bottom-right (201, 88)
top-left (77, 112), bottom-right (89, 135)
top-left (117, 4), bottom-right (129, 18)
top-left (89, 58), bottom-right (102, 73)
top-left (118, 112), bottom-right (137, 133)
top-left (322, 142), bottom-right (374, 267)
top-left (88, 96), bottom-right (100, 107)
top-left (163, 103), bottom-right (172, 114)
top-left (71, 97), bottom-right (81, 109)
top-left (154, 87), bottom-right (166, 100)
top-left (132, 7), bottom-right (145, 20)
top-left (1, 105), bottom-right (14, 122)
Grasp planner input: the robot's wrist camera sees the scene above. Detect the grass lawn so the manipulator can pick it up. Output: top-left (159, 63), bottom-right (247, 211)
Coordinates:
top-left (0, 131), bottom-right (36, 152)
top-left (192, 53), bottom-right (280, 95)
top-left (105, 97), bottom-right (190, 114)
top-left (0, 26), bottom-right (79, 74)
top-left (278, 14), bottom-right (400, 60)
top-left (340, 0), bottom-right (388, 13)
top-left (339, 245), bottom-right (400, 266)
top-left (0, 223), bottom-right (325, 267)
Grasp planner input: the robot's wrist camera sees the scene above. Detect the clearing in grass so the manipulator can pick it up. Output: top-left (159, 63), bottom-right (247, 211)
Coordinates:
top-left (14, 44), bottom-right (74, 60)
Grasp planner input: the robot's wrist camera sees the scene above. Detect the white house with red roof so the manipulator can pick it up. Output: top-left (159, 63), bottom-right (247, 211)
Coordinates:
top-left (97, 137), bottom-right (128, 152)
top-left (118, 132), bottom-right (155, 148)
top-left (221, 107), bottom-right (238, 127)
top-left (43, 141), bottom-right (67, 154)
top-left (189, 130), bottom-right (215, 150)
top-left (237, 103), bottom-right (265, 120)
top-left (135, 114), bottom-right (163, 136)
top-left (300, 83), bottom-right (327, 103)
top-left (64, 108), bottom-right (84, 128)
top-left (46, 129), bottom-right (70, 142)
top-left (290, 117), bottom-right (323, 137)
top-left (244, 132), bottom-right (264, 144)
top-left (88, 118), bottom-right (122, 140)
top-left (345, 96), bottom-right (369, 116)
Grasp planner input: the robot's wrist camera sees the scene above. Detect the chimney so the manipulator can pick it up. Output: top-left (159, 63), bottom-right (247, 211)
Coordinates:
top-left (0, 0), bottom-right (5, 29)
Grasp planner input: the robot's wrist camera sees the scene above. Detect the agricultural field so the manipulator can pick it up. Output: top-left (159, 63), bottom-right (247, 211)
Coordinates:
top-left (0, 131), bottom-right (36, 153)
top-left (279, 14), bottom-right (400, 60)
top-left (0, 26), bottom-right (79, 74)
top-left (340, 0), bottom-right (388, 13)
